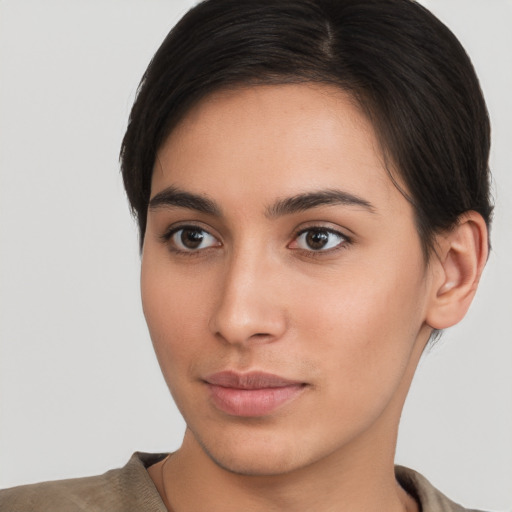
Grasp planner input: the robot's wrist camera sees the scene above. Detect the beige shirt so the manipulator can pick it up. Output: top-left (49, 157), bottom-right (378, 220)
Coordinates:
top-left (0, 452), bottom-right (485, 512)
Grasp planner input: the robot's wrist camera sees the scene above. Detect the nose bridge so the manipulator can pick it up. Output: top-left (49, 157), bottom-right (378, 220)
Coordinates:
top-left (209, 242), bottom-right (286, 345)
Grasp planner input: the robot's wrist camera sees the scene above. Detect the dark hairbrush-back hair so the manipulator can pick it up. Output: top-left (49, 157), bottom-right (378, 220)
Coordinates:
top-left (120, 0), bottom-right (492, 255)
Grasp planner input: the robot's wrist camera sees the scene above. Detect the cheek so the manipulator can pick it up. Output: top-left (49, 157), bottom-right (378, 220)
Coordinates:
top-left (293, 261), bottom-right (424, 335)
top-left (140, 252), bottom-right (214, 378)
top-left (288, 257), bottom-right (428, 402)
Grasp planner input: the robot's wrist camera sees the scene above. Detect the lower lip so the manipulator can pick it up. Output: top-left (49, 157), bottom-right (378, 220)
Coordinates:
top-left (206, 384), bottom-right (305, 417)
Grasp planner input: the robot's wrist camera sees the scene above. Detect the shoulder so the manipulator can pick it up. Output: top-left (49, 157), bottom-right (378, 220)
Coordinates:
top-left (395, 466), bottom-right (487, 512)
top-left (0, 452), bottom-right (168, 512)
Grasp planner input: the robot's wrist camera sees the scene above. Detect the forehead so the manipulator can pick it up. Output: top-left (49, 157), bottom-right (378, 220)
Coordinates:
top-left (152, 83), bottom-right (403, 216)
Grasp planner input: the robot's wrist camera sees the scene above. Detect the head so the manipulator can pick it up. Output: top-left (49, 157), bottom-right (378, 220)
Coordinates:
top-left (120, 0), bottom-right (492, 477)
top-left (121, 0), bottom-right (492, 257)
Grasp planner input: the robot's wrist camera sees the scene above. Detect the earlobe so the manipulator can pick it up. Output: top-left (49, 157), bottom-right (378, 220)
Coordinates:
top-left (426, 211), bottom-right (488, 330)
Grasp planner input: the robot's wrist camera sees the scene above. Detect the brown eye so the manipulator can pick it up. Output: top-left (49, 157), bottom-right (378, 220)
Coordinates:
top-left (305, 230), bottom-right (329, 250)
top-left (170, 227), bottom-right (220, 252)
top-left (294, 228), bottom-right (346, 251)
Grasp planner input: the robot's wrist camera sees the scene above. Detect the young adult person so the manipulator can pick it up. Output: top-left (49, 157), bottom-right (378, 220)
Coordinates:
top-left (0, 0), bottom-right (495, 511)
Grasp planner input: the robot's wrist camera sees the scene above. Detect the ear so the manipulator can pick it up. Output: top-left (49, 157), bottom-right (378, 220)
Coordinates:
top-left (426, 211), bottom-right (489, 330)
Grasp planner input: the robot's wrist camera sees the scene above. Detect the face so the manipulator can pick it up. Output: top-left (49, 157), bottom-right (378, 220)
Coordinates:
top-left (141, 84), bottom-right (434, 476)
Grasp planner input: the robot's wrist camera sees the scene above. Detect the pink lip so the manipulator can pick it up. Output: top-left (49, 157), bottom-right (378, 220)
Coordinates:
top-left (204, 371), bottom-right (306, 417)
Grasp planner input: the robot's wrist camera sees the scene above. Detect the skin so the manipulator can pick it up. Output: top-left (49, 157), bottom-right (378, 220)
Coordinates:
top-left (141, 84), bottom-right (487, 512)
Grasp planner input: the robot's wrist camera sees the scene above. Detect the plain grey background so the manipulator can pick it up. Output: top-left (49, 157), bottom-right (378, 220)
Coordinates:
top-left (0, 1), bottom-right (511, 510)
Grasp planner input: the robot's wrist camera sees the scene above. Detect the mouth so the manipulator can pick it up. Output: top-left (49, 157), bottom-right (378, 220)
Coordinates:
top-left (203, 371), bottom-right (307, 417)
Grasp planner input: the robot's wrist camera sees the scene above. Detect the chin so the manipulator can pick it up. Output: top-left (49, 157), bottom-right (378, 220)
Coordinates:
top-left (193, 427), bottom-right (310, 477)
top-left (205, 449), bottom-right (303, 477)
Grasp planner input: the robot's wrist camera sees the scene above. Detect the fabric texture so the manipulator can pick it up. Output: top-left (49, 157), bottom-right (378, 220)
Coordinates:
top-left (0, 452), bottom-right (485, 512)
top-left (0, 453), bottom-right (168, 512)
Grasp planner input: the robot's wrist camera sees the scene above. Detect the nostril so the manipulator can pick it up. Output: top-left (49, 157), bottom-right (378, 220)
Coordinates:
top-left (250, 332), bottom-right (273, 341)
top-left (208, 284), bottom-right (288, 345)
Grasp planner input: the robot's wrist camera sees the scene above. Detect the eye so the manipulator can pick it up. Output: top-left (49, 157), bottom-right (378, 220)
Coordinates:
top-left (166, 226), bottom-right (221, 252)
top-left (291, 227), bottom-right (347, 252)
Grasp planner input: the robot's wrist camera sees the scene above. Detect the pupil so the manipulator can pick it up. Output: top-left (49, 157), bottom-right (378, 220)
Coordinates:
top-left (306, 230), bottom-right (328, 249)
top-left (181, 229), bottom-right (203, 249)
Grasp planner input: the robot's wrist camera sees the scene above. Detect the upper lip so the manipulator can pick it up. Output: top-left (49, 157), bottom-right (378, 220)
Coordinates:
top-left (204, 371), bottom-right (304, 389)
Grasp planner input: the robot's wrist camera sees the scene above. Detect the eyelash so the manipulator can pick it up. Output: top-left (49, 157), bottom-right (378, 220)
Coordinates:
top-left (160, 224), bottom-right (221, 255)
top-left (160, 224), bottom-right (351, 257)
top-left (291, 227), bottom-right (351, 255)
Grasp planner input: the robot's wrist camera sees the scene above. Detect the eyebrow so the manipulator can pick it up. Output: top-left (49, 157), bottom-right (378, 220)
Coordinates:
top-left (265, 189), bottom-right (375, 218)
top-left (148, 186), bottom-right (375, 217)
top-left (148, 186), bottom-right (221, 216)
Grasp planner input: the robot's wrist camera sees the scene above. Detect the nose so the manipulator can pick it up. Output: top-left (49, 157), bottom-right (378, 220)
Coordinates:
top-left (208, 249), bottom-right (288, 346)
